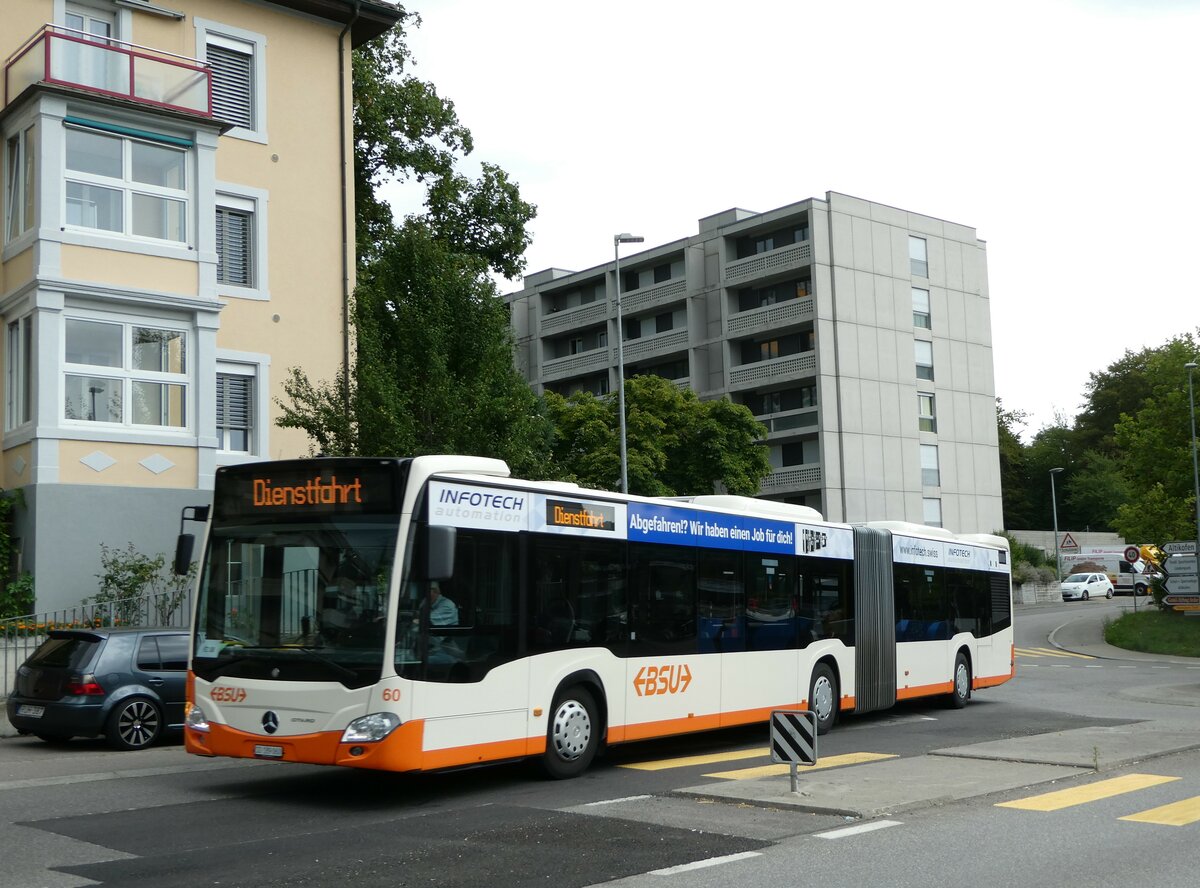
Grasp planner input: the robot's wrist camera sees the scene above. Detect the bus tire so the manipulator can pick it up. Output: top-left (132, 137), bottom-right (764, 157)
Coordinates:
top-left (542, 685), bottom-right (599, 779)
top-left (948, 653), bottom-right (971, 709)
top-left (808, 663), bottom-right (838, 734)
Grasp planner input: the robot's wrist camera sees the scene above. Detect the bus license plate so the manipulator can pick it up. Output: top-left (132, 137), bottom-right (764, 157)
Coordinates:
top-left (254, 745), bottom-right (284, 759)
top-left (17, 704), bottom-right (44, 718)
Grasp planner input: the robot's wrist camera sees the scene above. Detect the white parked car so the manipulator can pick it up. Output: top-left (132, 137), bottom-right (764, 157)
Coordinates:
top-left (1061, 572), bottom-right (1114, 601)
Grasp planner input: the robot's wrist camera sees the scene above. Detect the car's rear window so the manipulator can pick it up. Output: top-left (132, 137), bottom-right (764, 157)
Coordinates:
top-left (27, 636), bottom-right (101, 671)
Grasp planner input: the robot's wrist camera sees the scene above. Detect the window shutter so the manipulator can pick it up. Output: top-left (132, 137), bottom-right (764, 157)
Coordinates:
top-left (207, 44), bottom-right (253, 129)
top-left (217, 373), bottom-right (252, 444)
top-left (215, 206), bottom-right (252, 286)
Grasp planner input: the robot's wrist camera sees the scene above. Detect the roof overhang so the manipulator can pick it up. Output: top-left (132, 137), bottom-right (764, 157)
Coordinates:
top-left (264, 0), bottom-right (406, 47)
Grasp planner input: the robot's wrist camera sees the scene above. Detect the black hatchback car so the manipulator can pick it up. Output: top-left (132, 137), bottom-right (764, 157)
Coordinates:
top-left (6, 627), bottom-right (189, 750)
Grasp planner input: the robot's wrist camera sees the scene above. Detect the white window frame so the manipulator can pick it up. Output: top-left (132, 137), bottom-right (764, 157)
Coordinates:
top-left (920, 443), bottom-right (940, 487)
top-left (912, 287), bottom-right (931, 329)
top-left (918, 393), bottom-right (936, 433)
top-left (909, 235), bottom-right (928, 277)
top-left (62, 313), bottom-right (191, 431)
top-left (215, 352), bottom-right (268, 463)
top-left (915, 339), bottom-right (934, 381)
top-left (215, 182), bottom-right (269, 300)
top-left (195, 19), bottom-right (268, 144)
top-left (922, 497), bottom-right (942, 528)
top-left (63, 124), bottom-right (190, 245)
top-left (4, 123), bottom-right (37, 245)
top-left (5, 315), bottom-right (34, 431)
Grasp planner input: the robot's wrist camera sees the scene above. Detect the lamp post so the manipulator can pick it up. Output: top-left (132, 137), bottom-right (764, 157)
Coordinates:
top-left (613, 232), bottom-right (643, 494)
top-left (1050, 467), bottom-right (1064, 581)
top-left (1186, 362), bottom-right (1200, 582)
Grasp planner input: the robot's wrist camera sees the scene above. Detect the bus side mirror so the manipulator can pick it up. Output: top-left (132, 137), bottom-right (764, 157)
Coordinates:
top-left (425, 525), bottom-right (456, 581)
top-left (174, 534), bottom-right (195, 576)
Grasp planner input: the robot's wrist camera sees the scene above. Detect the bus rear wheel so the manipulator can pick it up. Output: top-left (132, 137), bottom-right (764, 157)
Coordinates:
top-left (808, 664), bottom-right (838, 734)
top-left (542, 686), bottom-right (599, 779)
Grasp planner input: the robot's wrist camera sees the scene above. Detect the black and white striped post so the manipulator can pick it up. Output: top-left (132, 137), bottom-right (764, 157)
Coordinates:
top-left (770, 709), bottom-right (818, 792)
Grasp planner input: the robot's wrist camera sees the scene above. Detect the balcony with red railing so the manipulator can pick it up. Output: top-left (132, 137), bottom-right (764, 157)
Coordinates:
top-left (4, 25), bottom-right (211, 117)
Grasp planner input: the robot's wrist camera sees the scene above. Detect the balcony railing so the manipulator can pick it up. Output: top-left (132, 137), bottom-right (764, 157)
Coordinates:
top-left (5, 25), bottom-right (212, 116)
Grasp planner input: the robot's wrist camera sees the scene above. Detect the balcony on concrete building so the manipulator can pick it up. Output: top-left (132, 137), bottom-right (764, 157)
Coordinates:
top-left (729, 350), bottom-right (817, 389)
top-left (5, 25), bottom-right (211, 116)
top-left (727, 295), bottom-right (814, 338)
top-left (723, 240), bottom-right (812, 286)
top-left (759, 464), bottom-right (822, 495)
top-left (540, 300), bottom-right (608, 336)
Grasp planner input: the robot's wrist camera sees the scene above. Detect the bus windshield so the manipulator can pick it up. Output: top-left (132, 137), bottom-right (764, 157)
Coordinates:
top-left (191, 517), bottom-right (399, 688)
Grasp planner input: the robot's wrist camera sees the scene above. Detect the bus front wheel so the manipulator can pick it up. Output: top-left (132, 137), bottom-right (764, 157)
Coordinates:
top-left (808, 664), bottom-right (838, 734)
top-left (948, 653), bottom-right (971, 709)
top-left (542, 686), bottom-right (599, 779)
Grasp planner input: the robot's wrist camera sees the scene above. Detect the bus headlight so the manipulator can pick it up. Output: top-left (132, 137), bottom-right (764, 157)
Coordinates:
top-left (341, 712), bottom-right (401, 743)
top-left (186, 702), bottom-right (211, 733)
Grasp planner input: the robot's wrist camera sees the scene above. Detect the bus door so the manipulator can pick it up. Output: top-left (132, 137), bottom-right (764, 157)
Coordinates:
top-left (625, 545), bottom-right (716, 737)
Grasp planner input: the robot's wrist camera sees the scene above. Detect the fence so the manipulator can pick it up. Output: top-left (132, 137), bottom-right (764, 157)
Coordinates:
top-left (0, 591), bottom-right (190, 699)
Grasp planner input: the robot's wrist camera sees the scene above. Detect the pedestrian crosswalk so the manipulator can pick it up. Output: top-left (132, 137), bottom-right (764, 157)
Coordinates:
top-left (618, 747), bottom-right (896, 777)
top-left (1016, 646), bottom-right (1098, 660)
top-left (997, 773), bottom-right (1200, 826)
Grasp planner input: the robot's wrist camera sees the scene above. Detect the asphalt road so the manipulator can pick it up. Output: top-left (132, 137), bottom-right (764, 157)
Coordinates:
top-left (1, 598), bottom-right (1197, 888)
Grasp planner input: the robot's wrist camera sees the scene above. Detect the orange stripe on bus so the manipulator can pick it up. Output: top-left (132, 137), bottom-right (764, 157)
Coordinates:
top-left (896, 682), bottom-right (953, 700)
top-left (974, 674), bottom-right (1012, 690)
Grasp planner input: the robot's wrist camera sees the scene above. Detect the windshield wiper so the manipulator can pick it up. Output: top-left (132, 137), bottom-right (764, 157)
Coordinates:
top-left (291, 646), bottom-right (358, 681)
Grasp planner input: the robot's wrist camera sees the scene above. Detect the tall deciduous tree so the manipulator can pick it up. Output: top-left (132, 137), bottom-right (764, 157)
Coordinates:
top-left (545, 375), bottom-right (770, 496)
top-left (279, 22), bottom-right (547, 472)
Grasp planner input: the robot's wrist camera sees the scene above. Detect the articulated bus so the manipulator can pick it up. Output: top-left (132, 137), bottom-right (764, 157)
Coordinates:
top-left (178, 455), bottom-right (1014, 778)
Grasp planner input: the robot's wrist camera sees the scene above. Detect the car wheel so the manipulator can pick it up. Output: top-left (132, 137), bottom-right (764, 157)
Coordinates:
top-left (947, 652), bottom-right (971, 709)
top-left (808, 663), bottom-right (838, 734)
top-left (106, 698), bottom-right (162, 751)
top-left (541, 686), bottom-right (599, 779)
top-left (1106, 588), bottom-right (1113, 599)
top-left (1082, 591), bottom-right (1089, 601)
top-left (1135, 584), bottom-right (1148, 597)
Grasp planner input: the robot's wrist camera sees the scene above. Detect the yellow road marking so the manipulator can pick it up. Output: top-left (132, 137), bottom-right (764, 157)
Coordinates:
top-left (619, 747), bottom-right (769, 771)
top-left (996, 774), bottom-right (1180, 811)
top-left (1120, 796), bottom-right (1200, 826)
top-left (705, 752), bottom-right (897, 780)
top-left (1016, 647), bottom-right (1095, 660)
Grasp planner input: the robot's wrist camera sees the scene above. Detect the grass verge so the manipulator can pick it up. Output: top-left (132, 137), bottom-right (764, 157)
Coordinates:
top-left (1104, 610), bottom-right (1200, 658)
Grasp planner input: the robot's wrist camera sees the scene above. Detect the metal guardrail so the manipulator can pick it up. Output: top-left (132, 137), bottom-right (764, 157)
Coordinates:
top-left (0, 591), bottom-right (191, 699)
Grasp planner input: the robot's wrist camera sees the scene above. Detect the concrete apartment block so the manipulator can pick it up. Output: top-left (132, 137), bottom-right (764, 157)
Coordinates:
top-left (505, 192), bottom-right (1003, 534)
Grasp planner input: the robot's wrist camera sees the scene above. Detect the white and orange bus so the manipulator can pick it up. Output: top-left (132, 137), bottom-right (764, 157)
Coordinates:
top-left (178, 455), bottom-right (1014, 778)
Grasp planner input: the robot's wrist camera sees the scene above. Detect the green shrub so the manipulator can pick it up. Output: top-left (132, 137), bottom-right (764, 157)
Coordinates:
top-left (89, 543), bottom-right (196, 626)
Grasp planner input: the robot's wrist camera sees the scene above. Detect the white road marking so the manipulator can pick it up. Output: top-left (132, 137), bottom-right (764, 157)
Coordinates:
top-left (650, 851), bottom-right (762, 875)
top-left (816, 820), bottom-right (903, 839)
top-left (584, 794), bottom-right (652, 806)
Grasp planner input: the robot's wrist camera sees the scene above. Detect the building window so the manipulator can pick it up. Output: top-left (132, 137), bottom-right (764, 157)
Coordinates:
top-left (216, 200), bottom-right (253, 287)
top-left (912, 287), bottom-right (931, 329)
top-left (64, 126), bottom-right (188, 243)
top-left (655, 313), bottom-right (673, 334)
top-left (623, 270), bottom-right (640, 292)
top-left (653, 263), bottom-right (671, 283)
top-left (5, 315), bottom-right (33, 429)
top-left (207, 37), bottom-right (254, 129)
top-left (64, 318), bottom-right (187, 428)
top-left (4, 123), bottom-right (36, 243)
top-left (909, 236), bottom-right (928, 277)
top-left (921, 444), bottom-right (940, 487)
top-left (569, 338), bottom-right (583, 355)
top-left (918, 393), bottom-right (937, 432)
top-left (217, 371), bottom-right (253, 452)
top-left (923, 497), bottom-right (943, 527)
top-left (625, 318), bottom-right (641, 340)
top-left (915, 340), bottom-right (934, 380)
top-left (196, 20), bottom-right (268, 142)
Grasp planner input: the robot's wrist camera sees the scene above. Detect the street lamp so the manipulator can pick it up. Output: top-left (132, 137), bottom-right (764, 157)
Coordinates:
top-left (1050, 467), bottom-right (1064, 581)
top-left (613, 232), bottom-right (644, 494)
top-left (1186, 362), bottom-right (1200, 582)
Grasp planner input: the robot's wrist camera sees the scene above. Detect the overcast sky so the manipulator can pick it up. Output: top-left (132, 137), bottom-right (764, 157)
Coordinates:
top-left (385, 0), bottom-right (1200, 439)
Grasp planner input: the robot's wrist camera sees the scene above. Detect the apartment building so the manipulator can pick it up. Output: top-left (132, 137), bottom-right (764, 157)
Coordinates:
top-left (0, 0), bottom-right (401, 610)
top-left (506, 193), bottom-right (1004, 534)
